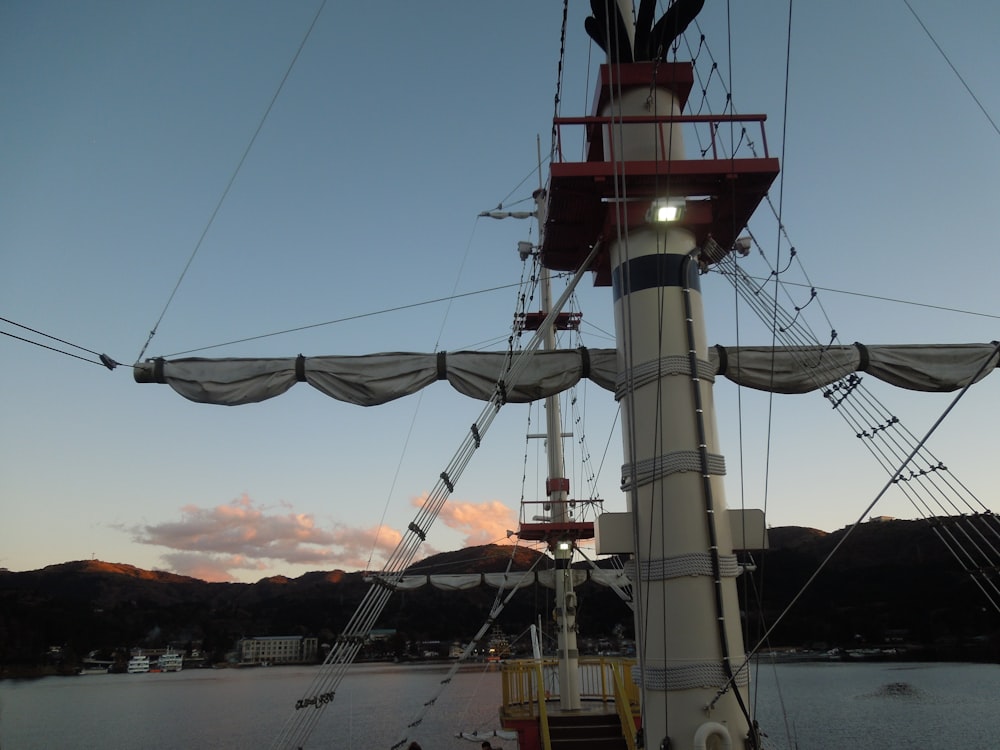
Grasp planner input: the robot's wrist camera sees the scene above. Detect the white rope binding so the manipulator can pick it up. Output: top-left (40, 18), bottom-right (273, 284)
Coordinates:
top-left (637, 659), bottom-right (749, 691)
top-left (622, 450), bottom-right (726, 490)
top-left (626, 552), bottom-right (739, 581)
top-left (615, 355), bottom-right (715, 400)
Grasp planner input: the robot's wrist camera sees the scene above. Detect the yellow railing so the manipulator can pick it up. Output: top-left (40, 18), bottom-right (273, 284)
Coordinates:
top-left (534, 662), bottom-right (552, 750)
top-left (500, 656), bottom-right (640, 719)
top-left (611, 664), bottom-right (638, 750)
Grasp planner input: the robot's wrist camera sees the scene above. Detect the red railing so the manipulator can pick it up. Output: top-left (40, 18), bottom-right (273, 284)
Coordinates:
top-left (551, 113), bottom-right (772, 166)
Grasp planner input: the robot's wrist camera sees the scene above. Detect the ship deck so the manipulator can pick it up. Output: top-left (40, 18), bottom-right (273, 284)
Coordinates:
top-left (499, 657), bottom-right (640, 750)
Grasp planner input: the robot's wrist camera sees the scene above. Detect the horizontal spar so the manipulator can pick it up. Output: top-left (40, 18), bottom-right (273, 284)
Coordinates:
top-left (133, 342), bottom-right (1000, 405)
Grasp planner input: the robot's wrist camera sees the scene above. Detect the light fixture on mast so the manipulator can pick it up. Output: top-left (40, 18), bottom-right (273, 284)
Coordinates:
top-left (646, 196), bottom-right (686, 223)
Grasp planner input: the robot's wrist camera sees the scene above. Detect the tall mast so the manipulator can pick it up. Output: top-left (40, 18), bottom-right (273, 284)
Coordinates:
top-left (540, 1), bottom-right (779, 745)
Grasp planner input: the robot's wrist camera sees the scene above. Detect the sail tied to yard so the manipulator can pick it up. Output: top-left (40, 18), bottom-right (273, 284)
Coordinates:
top-left (133, 342), bottom-right (1000, 405)
top-left (366, 568), bottom-right (630, 591)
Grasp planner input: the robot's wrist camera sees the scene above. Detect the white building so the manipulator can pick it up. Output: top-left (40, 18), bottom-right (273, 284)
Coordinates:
top-left (238, 635), bottom-right (318, 665)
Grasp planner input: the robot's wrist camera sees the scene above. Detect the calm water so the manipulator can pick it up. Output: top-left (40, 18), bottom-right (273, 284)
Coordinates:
top-left (751, 660), bottom-right (1000, 750)
top-left (1, 661), bottom-right (998, 749)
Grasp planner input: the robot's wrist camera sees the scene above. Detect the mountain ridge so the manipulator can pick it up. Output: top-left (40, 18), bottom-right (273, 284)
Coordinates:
top-left (3, 523), bottom-right (999, 672)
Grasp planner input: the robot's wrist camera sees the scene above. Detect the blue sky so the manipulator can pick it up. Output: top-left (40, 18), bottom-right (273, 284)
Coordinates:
top-left (2, 1), bottom-right (998, 583)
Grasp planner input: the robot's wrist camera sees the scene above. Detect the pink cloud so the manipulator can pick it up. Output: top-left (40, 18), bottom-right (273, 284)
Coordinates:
top-left (413, 494), bottom-right (518, 547)
top-left (119, 493), bottom-right (515, 581)
top-left (121, 494), bottom-right (405, 579)
top-left (159, 552), bottom-right (268, 583)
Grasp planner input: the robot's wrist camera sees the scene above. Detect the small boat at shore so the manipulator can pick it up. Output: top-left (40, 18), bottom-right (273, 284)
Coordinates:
top-left (158, 650), bottom-right (183, 672)
top-left (126, 655), bottom-right (150, 674)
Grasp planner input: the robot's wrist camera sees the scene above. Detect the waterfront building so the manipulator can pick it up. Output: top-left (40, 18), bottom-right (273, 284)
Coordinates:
top-left (238, 635), bottom-right (318, 665)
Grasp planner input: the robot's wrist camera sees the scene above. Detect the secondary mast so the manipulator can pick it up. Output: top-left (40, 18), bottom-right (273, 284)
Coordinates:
top-left (513, 187), bottom-right (589, 712)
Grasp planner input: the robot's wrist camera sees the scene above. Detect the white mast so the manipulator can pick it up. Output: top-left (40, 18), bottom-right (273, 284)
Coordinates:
top-left (549, 2), bottom-right (778, 746)
top-left (534, 187), bottom-right (583, 712)
top-left (482, 170), bottom-right (585, 712)
top-left (602, 63), bottom-right (754, 750)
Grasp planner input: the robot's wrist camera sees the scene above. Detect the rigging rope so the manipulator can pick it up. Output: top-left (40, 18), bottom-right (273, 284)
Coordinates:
top-left (134, 0), bottom-right (329, 363)
top-left (902, 0), bottom-right (1000, 139)
top-left (710, 340), bottom-right (1000, 709)
top-left (154, 281), bottom-right (534, 358)
top-left (387, 550), bottom-right (547, 750)
top-left (686, 0), bottom-right (1000, 593)
top-left (716, 253), bottom-right (1000, 614)
top-left (549, 0), bottom-right (569, 161)
top-left (1, 316), bottom-right (119, 369)
top-left (684, 8), bottom-right (1000, 742)
top-left (0, 329), bottom-right (112, 369)
top-left (368, 206), bottom-right (525, 570)
top-left (269, 242), bottom-right (604, 750)
top-left (593, 2), bottom-right (653, 734)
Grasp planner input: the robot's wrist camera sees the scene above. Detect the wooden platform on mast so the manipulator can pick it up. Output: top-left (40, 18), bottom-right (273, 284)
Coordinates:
top-left (540, 61), bottom-right (780, 285)
top-left (517, 520), bottom-right (595, 542)
top-left (543, 154), bottom-right (780, 285)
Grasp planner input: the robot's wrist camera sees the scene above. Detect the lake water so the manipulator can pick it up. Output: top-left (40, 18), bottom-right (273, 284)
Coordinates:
top-left (750, 660), bottom-right (1000, 750)
top-left (1, 661), bottom-right (998, 749)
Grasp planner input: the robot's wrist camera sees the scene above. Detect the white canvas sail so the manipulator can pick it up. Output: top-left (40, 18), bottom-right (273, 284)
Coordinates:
top-left (134, 342), bottom-right (1000, 405)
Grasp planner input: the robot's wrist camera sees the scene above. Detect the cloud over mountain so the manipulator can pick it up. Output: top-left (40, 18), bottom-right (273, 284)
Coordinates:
top-left (418, 495), bottom-right (518, 547)
top-left (118, 492), bottom-right (515, 581)
top-left (120, 494), bottom-right (402, 581)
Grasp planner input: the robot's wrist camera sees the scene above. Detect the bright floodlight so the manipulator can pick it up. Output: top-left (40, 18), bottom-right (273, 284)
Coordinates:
top-left (647, 198), bottom-right (685, 223)
top-left (557, 540), bottom-right (571, 551)
top-left (657, 204), bottom-right (679, 221)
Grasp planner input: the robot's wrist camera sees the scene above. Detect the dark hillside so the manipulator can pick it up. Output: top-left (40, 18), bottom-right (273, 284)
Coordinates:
top-left (2, 522), bottom-right (998, 674)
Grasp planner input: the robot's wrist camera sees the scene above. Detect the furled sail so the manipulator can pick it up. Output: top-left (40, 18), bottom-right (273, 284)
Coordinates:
top-left (712, 342), bottom-right (1000, 394)
top-left (366, 569), bottom-right (627, 591)
top-left (133, 349), bottom-right (618, 405)
top-left (133, 342), bottom-right (999, 406)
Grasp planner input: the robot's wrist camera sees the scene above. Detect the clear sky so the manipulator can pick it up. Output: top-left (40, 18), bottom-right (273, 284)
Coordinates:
top-left (2, 1), bottom-right (998, 583)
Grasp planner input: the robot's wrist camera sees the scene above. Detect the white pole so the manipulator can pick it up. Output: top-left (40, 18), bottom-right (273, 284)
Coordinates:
top-left (604, 79), bottom-right (749, 747)
top-left (533, 187), bottom-right (582, 712)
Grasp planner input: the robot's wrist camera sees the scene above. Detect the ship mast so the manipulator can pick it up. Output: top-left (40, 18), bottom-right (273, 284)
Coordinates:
top-left (485, 167), bottom-right (591, 711)
top-left (508, 184), bottom-right (588, 711)
top-left (540, 2), bottom-right (779, 746)
top-left (535, 188), bottom-right (582, 712)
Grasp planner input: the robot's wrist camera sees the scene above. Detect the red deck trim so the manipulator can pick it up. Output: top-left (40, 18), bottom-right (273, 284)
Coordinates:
top-left (517, 521), bottom-right (595, 542)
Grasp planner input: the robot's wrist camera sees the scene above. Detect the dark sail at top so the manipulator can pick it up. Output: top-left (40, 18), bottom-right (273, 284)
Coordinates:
top-left (585, 0), bottom-right (705, 62)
